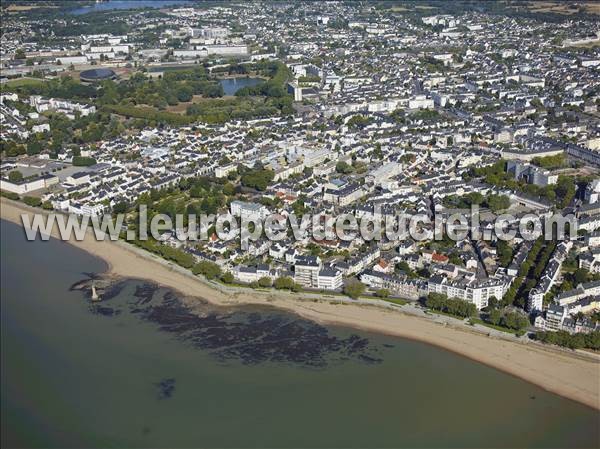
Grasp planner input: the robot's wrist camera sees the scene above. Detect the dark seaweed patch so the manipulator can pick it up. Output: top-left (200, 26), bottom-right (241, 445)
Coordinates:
top-left (155, 378), bottom-right (176, 400)
top-left (133, 283), bottom-right (160, 305)
top-left (79, 278), bottom-right (385, 367)
top-left (100, 282), bottom-right (126, 301)
top-left (130, 290), bottom-right (383, 367)
top-left (89, 305), bottom-right (121, 317)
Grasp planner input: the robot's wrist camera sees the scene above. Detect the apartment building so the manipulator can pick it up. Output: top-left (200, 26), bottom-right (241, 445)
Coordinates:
top-left (294, 255), bottom-right (322, 288)
top-left (427, 274), bottom-right (509, 310)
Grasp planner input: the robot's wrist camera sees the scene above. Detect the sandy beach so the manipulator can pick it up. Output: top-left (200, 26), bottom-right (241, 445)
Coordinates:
top-left (1, 198), bottom-right (599, 410)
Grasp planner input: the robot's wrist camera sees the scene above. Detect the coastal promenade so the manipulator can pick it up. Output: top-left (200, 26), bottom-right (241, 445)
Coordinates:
top-left (1, 197), bottom-right (599, 410)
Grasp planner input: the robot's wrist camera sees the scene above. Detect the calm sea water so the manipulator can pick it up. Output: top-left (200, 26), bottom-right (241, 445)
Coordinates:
top-left (1, 220), bottom-right (599, 448)
top-left (219, 78), bottom-right (264, 96)
top-left (70, 0), bottom-right (192, 15)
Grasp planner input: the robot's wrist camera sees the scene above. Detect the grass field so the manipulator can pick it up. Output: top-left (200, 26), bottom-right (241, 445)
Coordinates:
top-left (165, 95), bottom-right (210, 114)
top-left (5, 4), bottom-right (57, 11)
top-left (1, 78), bottom-right (46, 90)
top-left (564, 41), bottom-right (600, 49)
top-left (527, 1), bottom-right (600, 15)
top-left (380, 297), bottom-right (408, 306)
top-left (469, 318), bottom-right (523, 335)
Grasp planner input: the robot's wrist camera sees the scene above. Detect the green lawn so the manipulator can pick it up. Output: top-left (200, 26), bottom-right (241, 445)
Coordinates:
top-left (381, 298), bottom-right (408, 306)
top-left (469, 318), bottom-right (523, 335)
top-left (425, 309), bottom-right (468, 320)
top-left (2, 77), bottom-right (47, 89)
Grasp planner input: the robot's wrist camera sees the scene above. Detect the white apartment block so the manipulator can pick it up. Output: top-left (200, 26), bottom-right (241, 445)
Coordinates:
top-left (294, 256), bottom-right (322, 288)
top-left (317, 269), bottom-right (343, 291)
top-left (230, 200), bottom-right (270, 221)
top-left (428, 275), bottom-right (508, 310)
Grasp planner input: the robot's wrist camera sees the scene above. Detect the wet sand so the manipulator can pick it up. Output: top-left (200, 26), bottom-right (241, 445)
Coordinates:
top-left (2, 198), bottom-right (599, 410)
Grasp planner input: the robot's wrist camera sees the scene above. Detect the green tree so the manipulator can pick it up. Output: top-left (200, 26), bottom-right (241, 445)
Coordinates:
top-left (335, 161), bottom-right (353, 174)
top-left (343, 279), bottom-right (366, 299)
top-left (223, 182), bottom-right (235, 196)
top-left (501, 311), bottom-right (530, 331)
top-left (572, 268), bottom-right (590, 285)
top-left (487, 195), bottom-right (510, 212)
top-left (8, 171), bottom-right (24, 183)
top-left (112, 201), bottom-right (128, 214)
top-left (240, 168), bottom-right (274, 191)
top-left (26, 140), bottom-right (42, 155)
top-left (375, 288), bottom-right (390, 298)
top-left (221, 272), bottom-right (234, 284)
top-left (22, 196), bottom-right (41, 207)
top-left (0, 190), bottom-right (19, 200)
top-left (496, 241), bottom-right (513, 267)
top-left (274, 276), bottom-right (295, 290)
top-left (488, 308), bottom-right (503, 326)
top-left (426, 292), bottom-right (447, 310)
top-left (192, 261), bottom-right (222, 280)
top-left (72, 156), bottom-right (97, 167)
top-left (258, 276), bottom-right (273, 288)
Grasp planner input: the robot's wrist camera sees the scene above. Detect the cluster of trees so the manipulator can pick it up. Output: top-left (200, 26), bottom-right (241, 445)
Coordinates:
top-left (426, 293), bottom-right (477, 317)
top-left (298, 75), bottom-right (321, 83)
top-left (0, 190), bottom-right (52, 211)
top-left (410, 109), bottom-right (441, 122)
top-left (396, 261), bottom-right (429, 279)
top-left (234, 61), bottom-right (291, 98)
top-left (8, 63), bottom-right (293, 129)
top-left (132, 238), bottom-right (228, 284)
top-left (502, 237), bottom-right (544, 307)
top-left (191, 260), bottom-right (222, 280)
top-left (291, 196), bottom-right (308, 216)
top-left (535, 330), bottom-right (600, 350)
top-left (253, 277), bottom-right (273, 288)
top-left (273, 276), bottom-right (302, 292)
top-left (470, 160), bottom-right (575, 208)
top-left (8, 75), bottom-right (97, 100)
top-left (186, 96), bottom-right (291, 123)
top-left (0, 190), bottom-right (18, 200)
top-left (558, 268), bottom-right (600, 293)
top-left (224, 274), bottom-right (303, 293)
top-left (72, 156), bottom-right (97, 166)
top-left (47, 8), bottom-right (131, 37)
top-left (239, 165), bottom-right (275, 191)
top-left (442, 192), bottom-right (510, 212)
top-left (211, 64), bottom-right (252, 76)
top-left (343, 279), bottom-right (366, 299)
top-left (133, 238), bottom-right (195, 269)
top-left (496, 241), bottom-right (514, 267)
top-left (98, 70), bottom-right (223, 109)
top-left (1, 140), bottom-right (26, 158)
top-left (374, 288), bottom-right (390, 298)
top-left (8, 171), bottom-right (24, 183)
top-left (418, 56), bottom-right (446, 73)
top-left (335, 161), bottom-right (353, 174)
top-left (531, 154), bottom-right (567, 170)
top-left (390, 108), bottom-right (406, 124)
top-left (486, 308), bottom-right (530, 332)
top-left (133, 176), bottom-right (229, 222)
top-left (3, 109), bottom-right (126, 157)
top-left (346, 115), bottom-right (372, 129)
top-left (103, 104), bottom-right (195, 126)
top-left (425, 293), bottom-right (477, 318)
top-left (22, 196), bottom-right (42, 208)
top-left (51, 112), bottom-right (124, 149)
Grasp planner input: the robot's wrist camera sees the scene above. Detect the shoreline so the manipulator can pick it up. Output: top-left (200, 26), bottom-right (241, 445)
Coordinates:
top-left (1, 198), bottom-right (599, 411)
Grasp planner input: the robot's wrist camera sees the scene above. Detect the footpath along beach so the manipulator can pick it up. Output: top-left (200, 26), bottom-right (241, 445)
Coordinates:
top-left (1, 197), bottom-right (599, 410)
